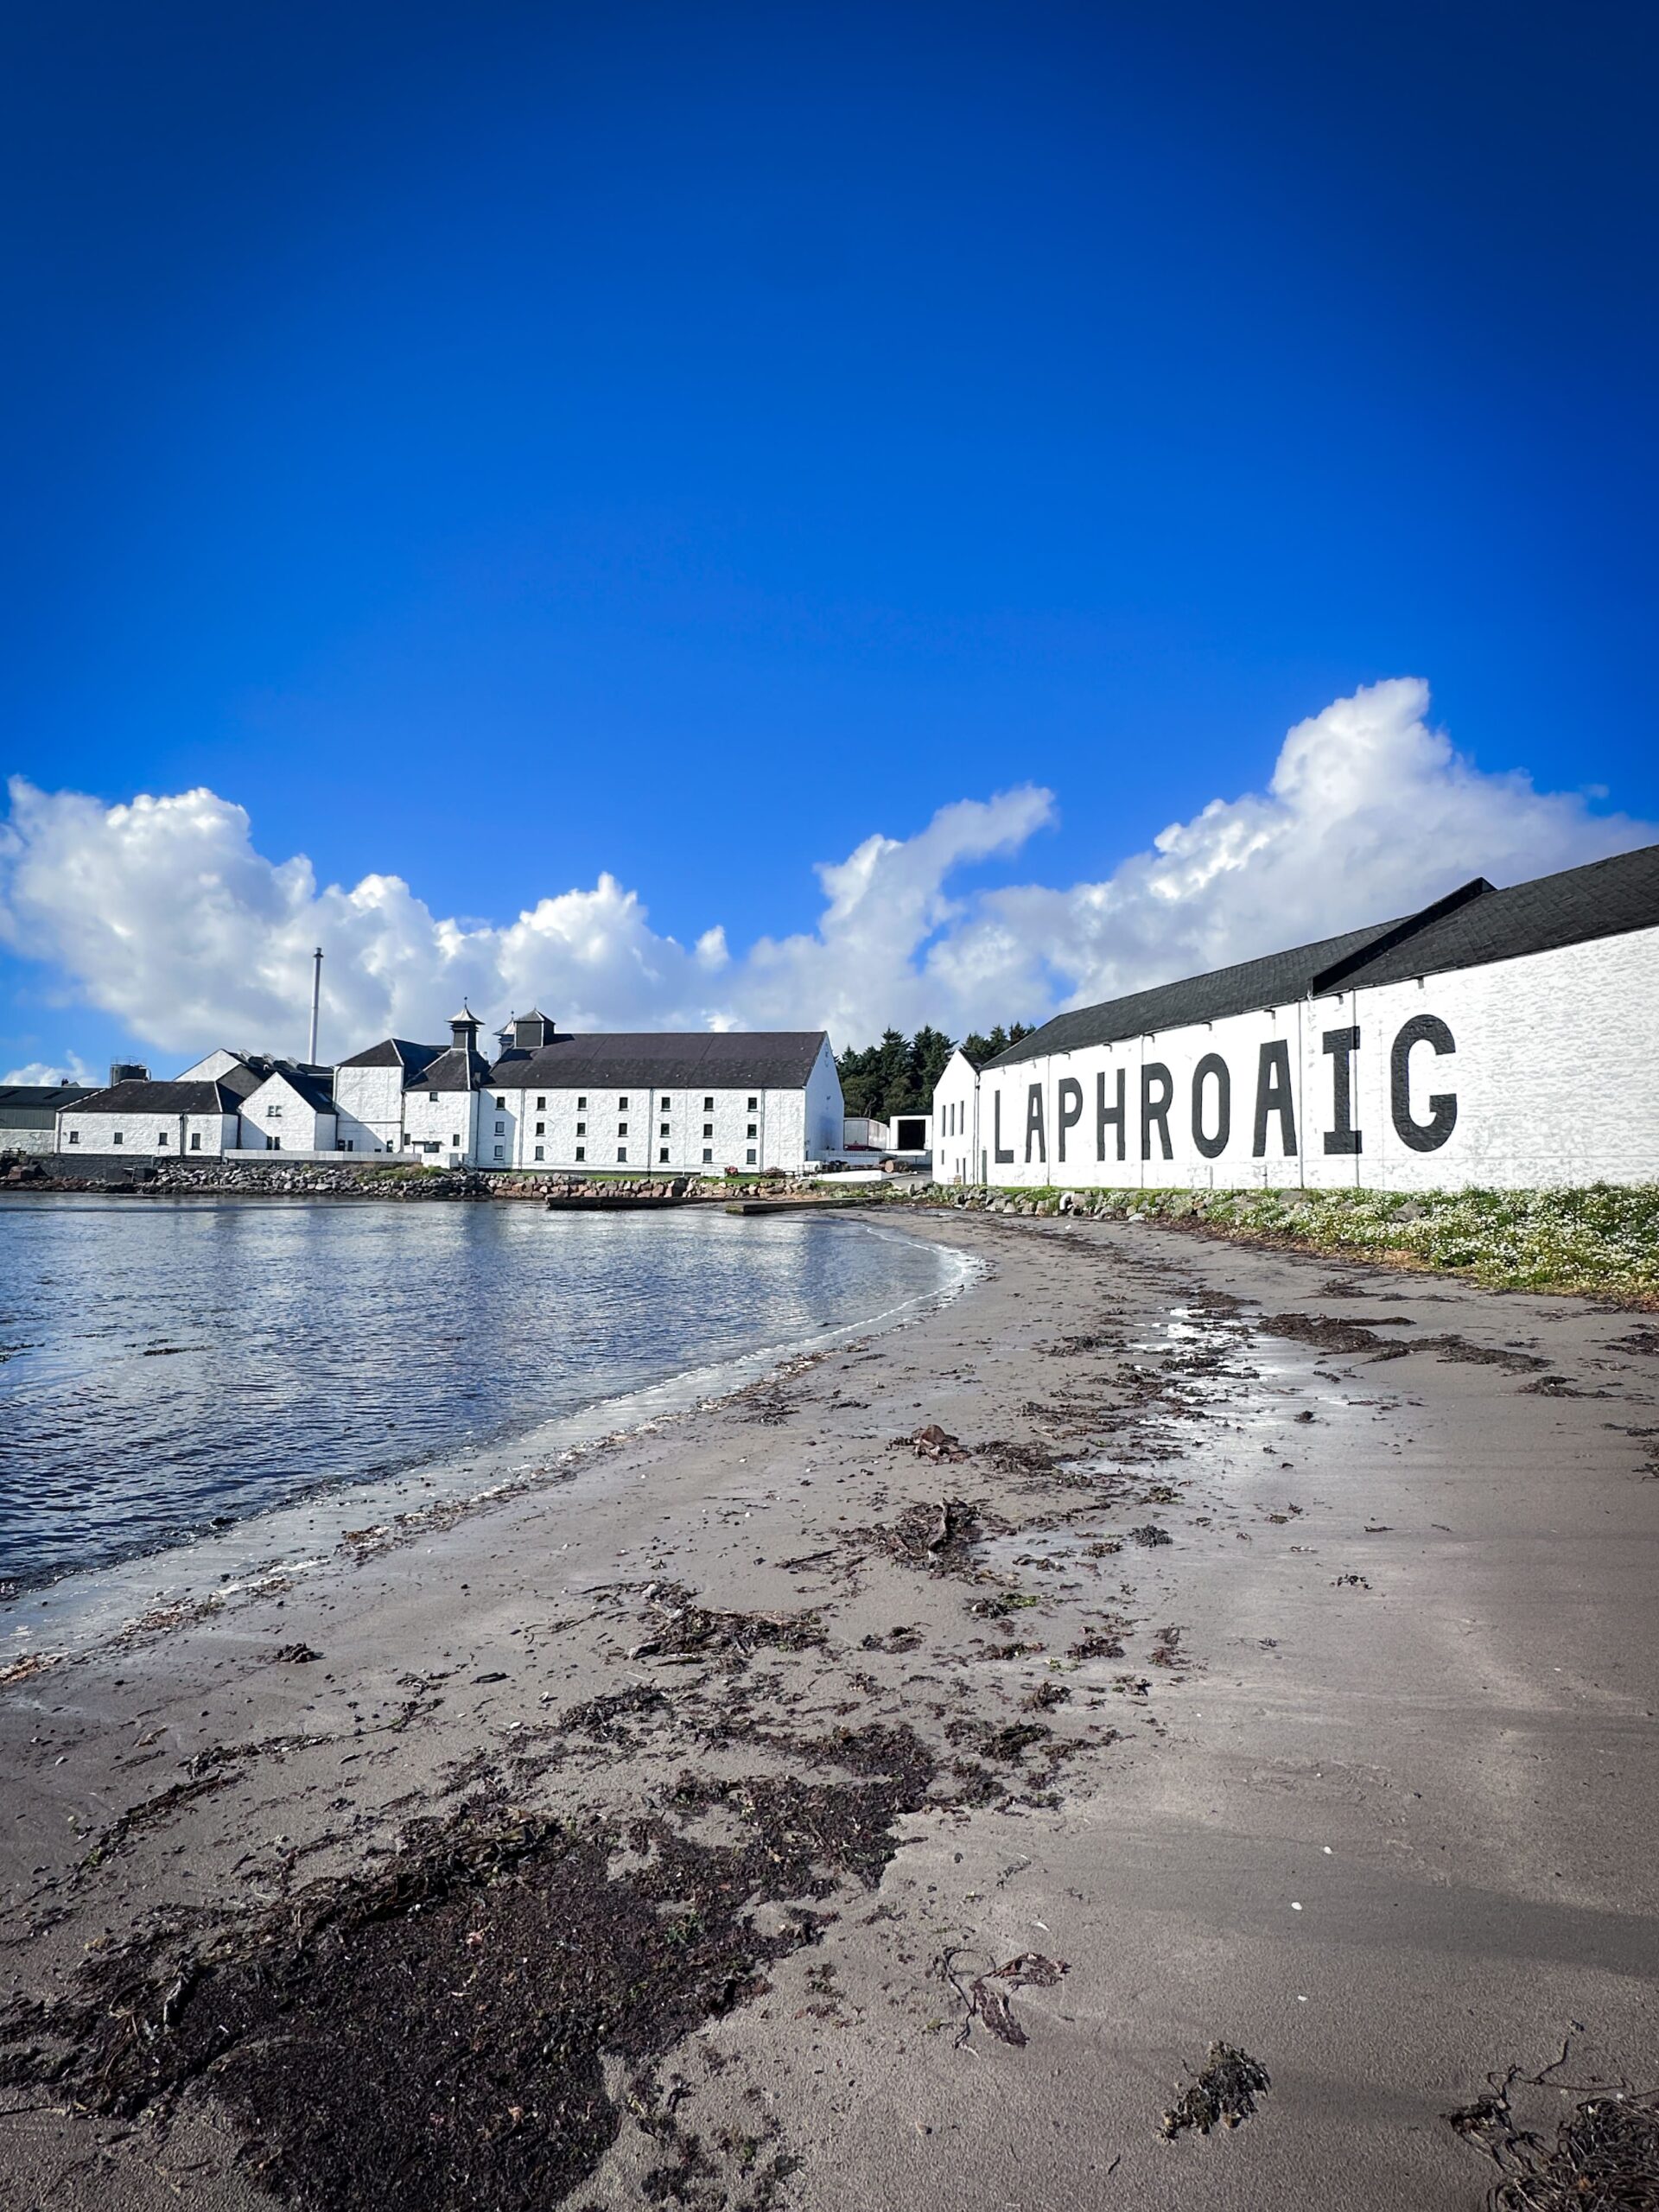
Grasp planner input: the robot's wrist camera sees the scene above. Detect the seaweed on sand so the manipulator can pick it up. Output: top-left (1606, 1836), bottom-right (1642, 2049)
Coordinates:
top-left (1448, 2075), bottom-right (1659, 2209)
top-left (1160, 2043), bottom-right (1272, 2137)
top-left (0, 1725), bottom-right (940, 2212)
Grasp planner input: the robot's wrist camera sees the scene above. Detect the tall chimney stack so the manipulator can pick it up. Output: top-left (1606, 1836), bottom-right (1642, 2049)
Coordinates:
top-left (308, 947), bottom-right (323, 1065)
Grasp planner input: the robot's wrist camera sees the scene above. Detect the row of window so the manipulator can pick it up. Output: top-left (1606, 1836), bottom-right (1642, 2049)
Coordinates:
top-left (516, 1144), bottom-right (761, 1166)
top-left (67, 1130), bottom-right (206, 1148)
top-left (67, 1128), bottom-right (765, 1169)
top-left (431, 1089), bottom-right (764, 1112)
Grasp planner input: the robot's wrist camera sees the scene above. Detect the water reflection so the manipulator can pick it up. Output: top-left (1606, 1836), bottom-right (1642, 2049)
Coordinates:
top-left (0, 1197), bottom-right (952, 1584)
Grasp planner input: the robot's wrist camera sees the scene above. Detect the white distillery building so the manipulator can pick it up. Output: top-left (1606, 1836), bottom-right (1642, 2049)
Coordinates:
top-left (53, 1018), bottom-right (844, 1173)
top-left (53, 1052), bottom-right (335, 1161)
top-left (348, 1008), bottom-right (844, 1173)
top-left (933, 844), bottom-right (1659, 1193)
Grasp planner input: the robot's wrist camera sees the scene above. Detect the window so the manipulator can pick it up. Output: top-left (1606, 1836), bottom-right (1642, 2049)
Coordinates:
top-left (270, 1138), bottom-right (282, 1152)
top-left (533, 1144), bottom-right (543, 1161)
top-left (702, 1146), bottom-right (712, 1164)
top-left (747, 1122), bottom-right (757, 1139)
top-left (575, 1120), bottom-right (586, 1137)
top-left (617, 1121), bottom-right (628, 1136)
top-left (494, 1119), bottom-right (505, 1135)
top-left (267, 1103), bottom-right (282, 1118)
top-left (617, 1146), bottom-right (627, 1162)
top-left (67, 1130), bottom-right (79, 1143)
top-left (748, 1096), bottom-right (759, 1110)
top-left (534, 1121), bottom-right (544, 1135)
top-left (576, 1095), bottom-right (587, 1109)
top-left (746, 1147), bottom-right (757, 1165)
top-left (702, 1095), bottom-right (714, 1110)
top-left (428, 1090), bottom-right (439, 1102)
top-left (190, 1133), bottom-right (200, 1150)
top-left (618, 1095), bottom-right (629, 1109)
top-left (112, 1131), bottom-right (123, 1145)
top-left (157, 1129), bottom-right (168, 1146)
top-left (493, 1145), bottom-right (504, 1160)
top-left (536, 1096), bottom-right (545, 1110)
top-left (702, 1122), bottom-right (713, 1138)
top-left (659, 1122), bottom-right (670, 1136)
top-left (494, 1096), bottom-right (505, 1109)
top-left (451, 1133), bottom-right (461, 1147)
top-left (658, 1146), bottom-right (669, 1163)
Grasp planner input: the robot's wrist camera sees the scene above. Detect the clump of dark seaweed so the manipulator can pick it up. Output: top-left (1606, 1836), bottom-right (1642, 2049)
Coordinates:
top-left (1448, 2075), bottom-right (1659, 2209)
top-left (0, 1725), bottom-right (939, 2212)
top-left (626, 1582), bottom-right (825, 1664)
top-left (1160, 2043), bottom-right (1272, 2137)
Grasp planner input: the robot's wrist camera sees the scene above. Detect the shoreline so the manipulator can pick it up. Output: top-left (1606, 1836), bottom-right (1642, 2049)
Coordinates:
top-left (3, 1210), bottom-right (1657, 2209)
top-left (0, 1211), bottom-right (978, 1665)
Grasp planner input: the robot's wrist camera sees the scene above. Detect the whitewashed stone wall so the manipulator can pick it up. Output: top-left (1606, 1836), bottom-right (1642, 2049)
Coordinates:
top-left (403, 1086), bottom-right (480, 1164)
top-left (491, 1082), bottom-right (822, 1173)
top-left (333, 1065), bottom-right (410, 1154)
top-left (236, 1072), bottom-right (338, 1153)
top-left (939, 926), bottom-right (1659, 1192)
top-left (932, 1051), bottom-right (981, 1185)
top-left (55, 1109), bottom-right (238, 1159)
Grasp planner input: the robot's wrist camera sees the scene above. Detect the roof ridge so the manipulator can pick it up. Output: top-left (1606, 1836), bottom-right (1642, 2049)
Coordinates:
top-left (1308, 875), bottom-right (1493, 994)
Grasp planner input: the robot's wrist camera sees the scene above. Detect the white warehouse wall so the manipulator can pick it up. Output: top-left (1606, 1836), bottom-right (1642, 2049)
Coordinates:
top-left (333, 1065), bottom-right (410, 1154)
top-left (944, 925), bottom-right (1659, 1193)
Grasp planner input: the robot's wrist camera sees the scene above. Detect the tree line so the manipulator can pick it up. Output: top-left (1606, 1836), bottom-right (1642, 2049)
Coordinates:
top-left (836, 1022), bottom-right (1036, 1120)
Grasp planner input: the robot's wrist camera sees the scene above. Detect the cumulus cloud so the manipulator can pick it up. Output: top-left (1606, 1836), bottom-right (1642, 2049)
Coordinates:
top-left (0, 1052), bottom-right (95, 1087)
top-left (2, 678), bottom-right (1649, 1063)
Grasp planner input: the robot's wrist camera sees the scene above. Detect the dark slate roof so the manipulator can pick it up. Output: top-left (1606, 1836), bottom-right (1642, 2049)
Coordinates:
top-left (487, 1031), bottom-right (830, 1090)
top-left (337, 1037), bottom-right (446, 1077)
top-left (215, 1058), bottom-right (276, 1101)
top-left (982, 841), bottom-right (1659, 1072)
top-left (0, 1084), bottom-right (96, 1123)
top-left (982, 918), bottom-right (1408, 1070)
top-left (257, 1065), bottom-right (335, 1113)
top-left (412, 1046), bottom-right (492, 1094)
top-left (1324, 842), bottom-right (1659, 994)
top-left (64, 1080), bottom-right (243, 1116)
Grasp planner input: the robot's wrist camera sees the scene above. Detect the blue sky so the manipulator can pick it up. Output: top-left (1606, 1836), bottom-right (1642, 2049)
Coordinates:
top-left (3, 2), bottom-right (1656, 1076)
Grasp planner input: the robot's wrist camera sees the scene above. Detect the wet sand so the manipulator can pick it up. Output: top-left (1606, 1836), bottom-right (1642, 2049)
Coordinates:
top-left (2, 1211), bottom-right (1656, 2209)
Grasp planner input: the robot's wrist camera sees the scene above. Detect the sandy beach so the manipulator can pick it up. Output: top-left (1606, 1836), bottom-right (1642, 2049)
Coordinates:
top-left (3, 1206), bottom-right (1656, 2211)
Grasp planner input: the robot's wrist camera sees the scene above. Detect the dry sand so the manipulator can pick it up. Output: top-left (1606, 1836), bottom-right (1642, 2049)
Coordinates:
top-left (2, 1208), bottom-right (1657, 2210)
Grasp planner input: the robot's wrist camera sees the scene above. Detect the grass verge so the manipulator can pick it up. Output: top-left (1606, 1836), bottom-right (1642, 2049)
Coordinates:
top-left (924, 1184), bottom-right (1659, 1306)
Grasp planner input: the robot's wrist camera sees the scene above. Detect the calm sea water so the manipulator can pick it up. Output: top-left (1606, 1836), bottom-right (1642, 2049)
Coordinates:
top-left (0, 1195), bottom-right (957, 1587)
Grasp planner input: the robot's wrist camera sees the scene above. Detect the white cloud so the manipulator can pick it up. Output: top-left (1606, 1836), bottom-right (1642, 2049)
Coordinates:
top-left (0, 1052), bottom-right (95, 1087)
top-left (2, 678), bottom-right (1650, 1064)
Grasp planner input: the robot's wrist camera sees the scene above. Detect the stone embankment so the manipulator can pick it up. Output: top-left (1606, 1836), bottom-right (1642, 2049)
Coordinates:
top-left (900, 1181), bottom-right (1107, 1217)
top-left (0, 1154), bottom-right (815, 1204)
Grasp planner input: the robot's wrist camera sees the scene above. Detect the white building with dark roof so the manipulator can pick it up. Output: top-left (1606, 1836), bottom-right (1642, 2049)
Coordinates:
top-left (480, 1011), bottom-right (842, 1173)
top-left (1, 1080), bottom-right (96, 1156)
top-left (333, 1038), bottom-right (443, 1154)
top-left (933, 843), bottom-right (1659, 1192)
top-left (48, 1012), bottom-right (843, 1173)
top-left (324, 1007), bottom-right (843, 1172)
top-left (55, 1077), bottom-right (245, 1159)
top-left (236, 1065), bottom-right (338, 1152)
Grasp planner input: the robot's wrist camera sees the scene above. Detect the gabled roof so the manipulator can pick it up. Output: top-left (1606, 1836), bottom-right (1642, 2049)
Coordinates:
top-left (63, 1079), bottom-right (244, 1116)
top-left (982, 842), bottom-right (1659, 1072)
top-left (487, 1031), bottom-right (830, 1091)
top-left (1317, 842), bottom-right (1659, 995)
top-left (336, 1037), bottom-right (446, 1077)
top-left (412, 1046), bottom-right (492, 1094)
top-left (247, 1065), bottom-right (335, 1113)
top-left (215, 1057), bottom-right (277, 1101)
